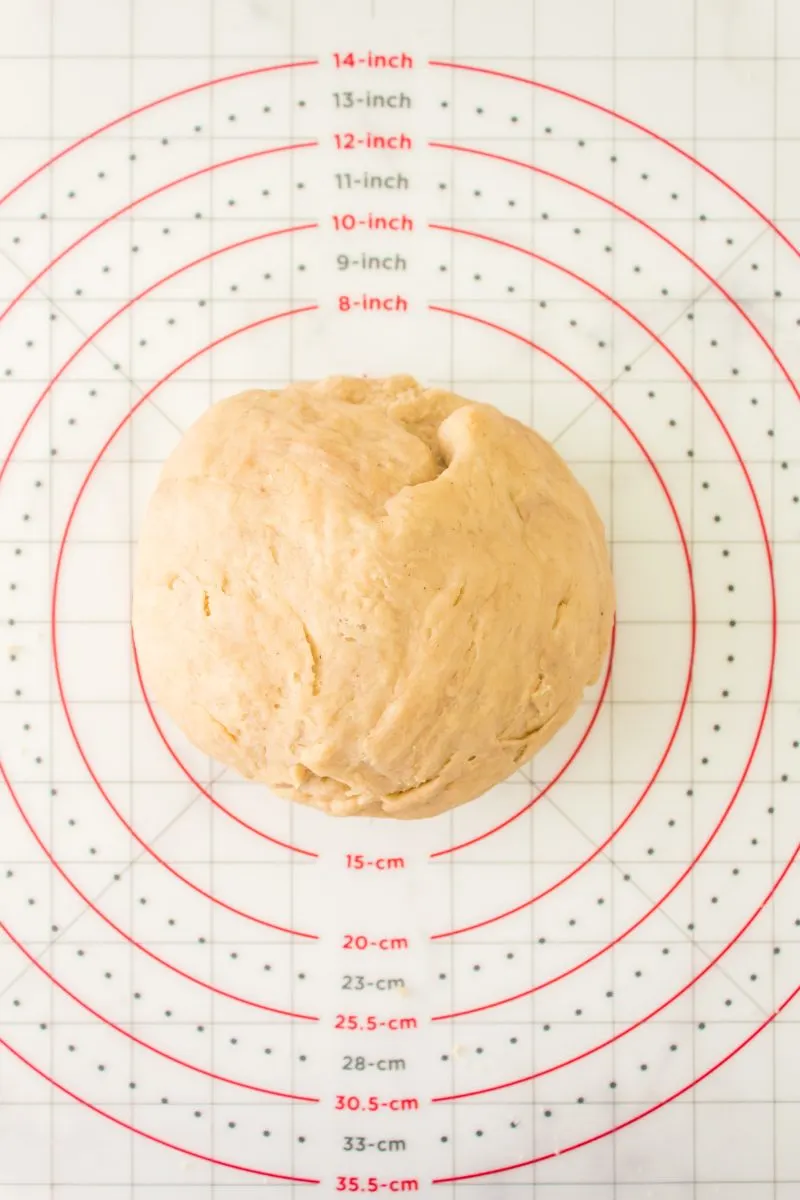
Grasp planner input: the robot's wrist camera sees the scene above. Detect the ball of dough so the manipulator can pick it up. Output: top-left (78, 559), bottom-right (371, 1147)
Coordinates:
top-left (132, 376), bottom-right (613, 819)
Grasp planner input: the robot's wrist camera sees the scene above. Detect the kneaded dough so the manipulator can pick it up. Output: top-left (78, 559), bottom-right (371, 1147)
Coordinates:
top-left (132, 376), bottom-right (614, 819)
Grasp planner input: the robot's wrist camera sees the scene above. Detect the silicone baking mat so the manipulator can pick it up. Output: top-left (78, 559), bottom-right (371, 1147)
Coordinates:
top-left (1, 0), bottom-right (799, 1196)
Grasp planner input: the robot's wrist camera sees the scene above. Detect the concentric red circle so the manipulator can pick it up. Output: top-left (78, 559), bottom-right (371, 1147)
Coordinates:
top-left (424, 142), bottom-right (776, 1026)
top-left (0, 918), bottom-right (319, 1102)
top-left (427, 299), bottom-right (694, 941)
top-left (0, 50), bottom-right (795, 1191)
top-left (0, 145), bottom-right (323, 865)
top-left (2, 310), bottom-right (324, 1023)
top-left (432, 843), bottom-right (800, 1103)
top-left (432, 982), bottom-right (800, 1185)
top-left (427, 217), bottom-right (767, 941)
top-left (0, 60), bottom-right (318, 212)
top-left (0, 1030), bottom-right (320, 1185)
top-left (427, 139), bottom-right (785, 861)
top-left (424, 58), bottom-right (791, 1186)
top-left (0, 55), bottom-right (329, 1185)
top-left (0, 235), bottom-right (324, 1002)
top-left (50, 296), bottom-right (322, 935)
top-left (35, 224), bottom-right (321, 915)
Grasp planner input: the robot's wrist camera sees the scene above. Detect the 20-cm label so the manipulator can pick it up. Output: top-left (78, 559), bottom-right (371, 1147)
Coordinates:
top-left (343, 934), bottom-right (408, 950)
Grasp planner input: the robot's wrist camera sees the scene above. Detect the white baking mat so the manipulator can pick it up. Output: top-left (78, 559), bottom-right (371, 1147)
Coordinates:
top-left (0, 0), bottom-right (799, 1196)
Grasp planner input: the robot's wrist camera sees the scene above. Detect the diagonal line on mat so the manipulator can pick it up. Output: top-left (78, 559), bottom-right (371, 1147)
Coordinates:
top-left (0, 246), bottom-right (184, 436)
top-left (544, 793), bottom-right (772, 1017)
top-left (0, 767), bottom-right (229, 1000)
top-left (549, 226), bottom-right (769, 449)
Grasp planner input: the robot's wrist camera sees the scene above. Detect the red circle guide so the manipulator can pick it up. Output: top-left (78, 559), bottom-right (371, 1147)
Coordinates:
top-left (0, 47), bottom-right (797, 1195)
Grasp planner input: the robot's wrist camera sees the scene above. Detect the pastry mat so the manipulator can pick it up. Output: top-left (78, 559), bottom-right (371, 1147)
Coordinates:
top-left (0, 0), bottom-right (799, 1196)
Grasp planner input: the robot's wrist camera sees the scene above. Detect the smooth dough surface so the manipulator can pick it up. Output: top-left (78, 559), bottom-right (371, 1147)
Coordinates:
top-left (132, 376), bottom-right (614, 819)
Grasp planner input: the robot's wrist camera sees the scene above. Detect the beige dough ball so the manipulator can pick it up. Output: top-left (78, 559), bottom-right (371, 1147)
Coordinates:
top-left (132, 376), bottom-right (613, 819)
